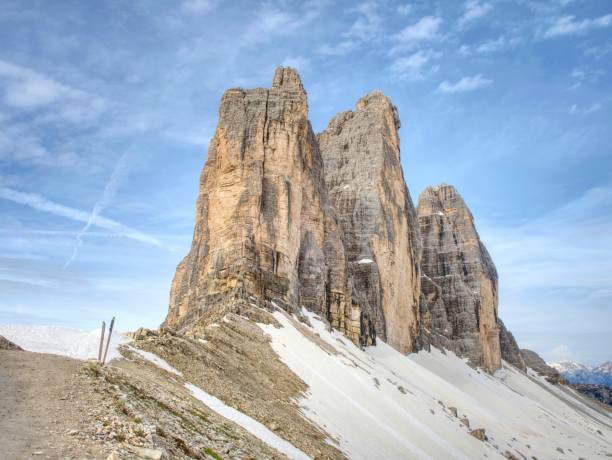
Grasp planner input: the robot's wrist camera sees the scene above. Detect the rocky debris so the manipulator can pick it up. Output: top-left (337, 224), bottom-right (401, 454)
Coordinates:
top-left (449, 406), bottom-right (458, 417)
top-left (317, 91), bottom-right (422, 353)
top-left (139, 305), bottom-right (345, 459)
top-left (498, 319), bottom-right (526, 370)
top-left (470, 428), bottom-right (487, 441)
top-left (128, 328), bottom-right (158, 340)
top-left (570, 384), bottom-right (612, 407)
top-left (520, 349), bottom-right (563, 383)
top-left (417, 184), bottom-right (501, 372)
top-left (0, 335), bottom-right (22, 350)
top-left (164, 66), bottom-right (363, 346)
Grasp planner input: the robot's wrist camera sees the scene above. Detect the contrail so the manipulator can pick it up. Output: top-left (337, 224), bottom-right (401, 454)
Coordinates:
top-left (64, 151), bottom-right (131, 267)
top-left (0, 186), bottom-right (162, 248)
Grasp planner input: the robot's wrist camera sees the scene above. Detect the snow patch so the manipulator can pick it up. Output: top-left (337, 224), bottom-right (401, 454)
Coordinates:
top-left (0, 325), bottom-right (130, 361)
top-left (185, 383), bottom-right (310, 460)
top-left (128, 346), bottom-right (183, 376)
top-left (259, 310), bottom-right (612, 460)
top-left (356, 258), bottom-right (373, 264)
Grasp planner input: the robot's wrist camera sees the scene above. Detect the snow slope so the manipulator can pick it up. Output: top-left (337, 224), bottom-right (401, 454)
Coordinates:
top-left (260, 309), bottom-right (612, 460)
top-left (0, 325), bottom-right (130, 362)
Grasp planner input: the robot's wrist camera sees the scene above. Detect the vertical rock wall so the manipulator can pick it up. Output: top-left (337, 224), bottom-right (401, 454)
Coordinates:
top-left (417, 184), bottom-right (502, 372)
top-left (164, 68), bottom-right (363, 344)
top-left (317, 92), bottom-right (421, 353)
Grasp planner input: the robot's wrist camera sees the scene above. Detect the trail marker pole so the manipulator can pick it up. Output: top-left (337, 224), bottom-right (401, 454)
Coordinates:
top-left (98, 321), bottom-right (106, 363)
top-left (101, 316), bottom-right (115, 365)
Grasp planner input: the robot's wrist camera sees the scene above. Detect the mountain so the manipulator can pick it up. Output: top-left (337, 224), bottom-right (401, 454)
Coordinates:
top-left (417, 184), bottom-right (502, 373)
top-left (5, 66), bottom-right (611, 459)
top-left (550, 360), bottom-right (612, 387)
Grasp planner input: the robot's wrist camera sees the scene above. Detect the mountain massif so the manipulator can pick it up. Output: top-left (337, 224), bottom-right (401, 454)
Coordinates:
top-left (165, 67), bottom-right (520, 373)
top-left (3, 67), bottom-right (611, 460)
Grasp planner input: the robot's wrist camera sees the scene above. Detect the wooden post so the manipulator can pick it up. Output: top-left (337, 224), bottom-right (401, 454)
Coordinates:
top-left (97, 321), bottom-right (106, 363)
top-left (101, 316), bottom-right (115, 365)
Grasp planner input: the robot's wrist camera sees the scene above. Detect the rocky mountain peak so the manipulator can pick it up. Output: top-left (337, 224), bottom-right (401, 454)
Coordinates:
top-left (164, 67), bottom-right (524, 368)
top-left (418, 183), bottom-right (501, 372)
top-left (271, 66), bottom-right (305, 94)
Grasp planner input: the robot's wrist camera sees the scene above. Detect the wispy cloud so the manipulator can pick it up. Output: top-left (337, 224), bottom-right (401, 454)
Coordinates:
top-left (458, 0), bottom-right (493, 27)
top-left (343, 2), bottom-right (383, 41)
top-left (459, 35), bottom-right (522, 55)
top-left (395, 16), bottom-right (443, 43)
top-left (543, 14), bottom-right (612, 38)
top-left (0, 59), bottom-right (105, 122)
top-left (397, 4), bottom-right (412, 16)
top-left (389, 50), bottom-right (440, 81)
top-left (181, 0), bottom-right (216, 15)
top-left (317, 41), bottom-right (359, 56)
top-left (318, 2), bottom-right (382, 56)
top-left (569, 102), bottom-right (602, 115)
top-left (0, 186), bottom-right (162, 248)
top-left (437, 74), bottom-right (492, 93)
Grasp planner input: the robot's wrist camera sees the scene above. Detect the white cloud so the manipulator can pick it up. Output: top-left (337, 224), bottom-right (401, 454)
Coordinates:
top-left (281, 56), bottom-right (310, 72)
top-left (0, 124), bottom-right (85, 169)
top-left (241, 4), bottom-right (321, 46)
top-left (181, 0), bottom-right (216, 14)
top-left (343, 2), bottom-right (382, 41)
top-left (543, 14), bottom-right (612, 38)
top-left (0, 60), bottom-right (105, 122)
top-left (437, 74), bottom-right (492, 93)
top-left (458, 0), bottom-right (493, 27)
top-left (550, 344), bottom-right (573, 361)
top-left (397, 4), bottom-right (412, 16)
top-left (460, 35), bottom-right (522, 55)
top-left (394, 16), bottom-right (443, 44)
top-left (317, 40), bottom-right (359, 56)
top-left (0, 186), bottom-right (162, 248)
top-left (389, 50), bottom-right (440, 81)
top-left (569, 102), bottom-right (602, 115)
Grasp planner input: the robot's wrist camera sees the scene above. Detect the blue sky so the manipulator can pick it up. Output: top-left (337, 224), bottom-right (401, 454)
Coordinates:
top-left (0, 0), bottom-right (610, 364)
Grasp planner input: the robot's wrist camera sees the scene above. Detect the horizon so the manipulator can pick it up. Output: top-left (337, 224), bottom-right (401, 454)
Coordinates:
top-left (1, 0), bottom-right (611, 365)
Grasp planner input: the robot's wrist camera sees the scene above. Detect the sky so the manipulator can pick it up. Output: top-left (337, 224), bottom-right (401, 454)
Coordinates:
top-left (0, 0), bottom-right (610, 365)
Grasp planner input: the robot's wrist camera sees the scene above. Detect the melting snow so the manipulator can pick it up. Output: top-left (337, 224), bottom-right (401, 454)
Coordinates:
top-left (260, 309), bottom-right (612, 460)
top-left (128, 346), bottom-right (183, 376)
top-left (128, 345), bottom-right (310, 460)
top-left (186, 383), bottom-right (311, 460)
top-left (356, 258), bottom-right (374, 264)
top-left (0, 325), bottom-right (130, 361)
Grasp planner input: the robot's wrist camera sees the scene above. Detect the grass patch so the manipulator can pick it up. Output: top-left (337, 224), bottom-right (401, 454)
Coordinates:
top-left (204, 447), bottom-right (223, 460)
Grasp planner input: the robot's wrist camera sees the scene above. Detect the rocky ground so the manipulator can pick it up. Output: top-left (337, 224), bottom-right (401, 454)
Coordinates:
top-left (1, 305), bottom-right (341, 460)
top-left (572, 384), bottom-right (612, 408)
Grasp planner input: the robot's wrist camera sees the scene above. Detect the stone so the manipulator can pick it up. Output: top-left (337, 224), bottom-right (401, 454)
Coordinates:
top-left (163, 67), bottom-right (363, 345)
top-left (470, 428), bottom-right (487, 441)
top-left (106, 454), bottom-right (121, 460)
top-left (318, 91), bottom-right (422, 353)
top-left (460, 417), bottom-right (470, 428)
top-left (0, 335), bottom-right (22, 350)
top-left (417, 184), bottom-right (501, 373)
top-left (128, 445), bottom-right (164, 459)
top-left (498, 319), bottom-right (526, 371)
top-left (449, 406), bottom-right (458, 417)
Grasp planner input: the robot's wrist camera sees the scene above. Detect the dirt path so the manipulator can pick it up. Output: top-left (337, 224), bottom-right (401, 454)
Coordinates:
top-left (0, 350), bottom-right (108, 460)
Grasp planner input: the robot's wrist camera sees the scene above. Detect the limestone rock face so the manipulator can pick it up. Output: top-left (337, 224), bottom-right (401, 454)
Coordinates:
top-left (417, 184), bottom-right (501, 372)
top-left (498, 319), bottom-right (526, 370)
top-left (317, 92), bottom-right (421, 353)
top-left (164, 68), bottom-right (363, 345)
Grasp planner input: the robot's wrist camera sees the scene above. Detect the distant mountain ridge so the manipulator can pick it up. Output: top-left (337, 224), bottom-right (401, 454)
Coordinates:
top-left (549, 360), bottom-right (612, 387)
